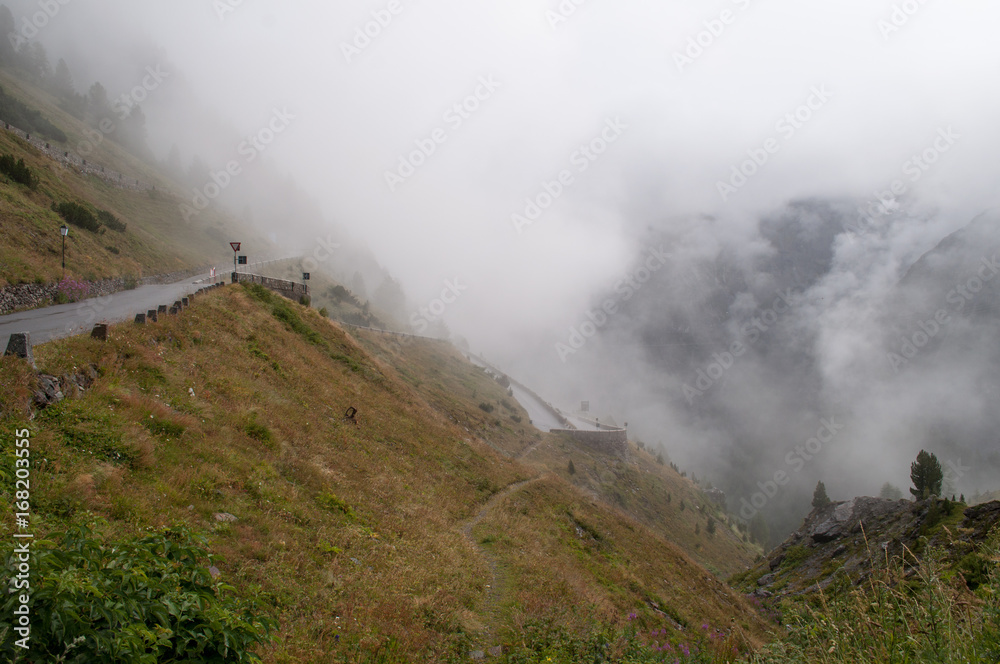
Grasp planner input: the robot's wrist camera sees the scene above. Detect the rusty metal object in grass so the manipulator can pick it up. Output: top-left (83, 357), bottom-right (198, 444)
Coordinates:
top-left (344, 406), bottom-right (358, 426)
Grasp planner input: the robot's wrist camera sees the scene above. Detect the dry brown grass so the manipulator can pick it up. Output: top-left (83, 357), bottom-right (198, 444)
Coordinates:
top-left (1, 284), bottom-right (775, 661)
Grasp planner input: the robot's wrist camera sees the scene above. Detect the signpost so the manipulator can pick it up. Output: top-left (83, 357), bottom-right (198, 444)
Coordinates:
top-left (230, 242), bottom-right (241, 274)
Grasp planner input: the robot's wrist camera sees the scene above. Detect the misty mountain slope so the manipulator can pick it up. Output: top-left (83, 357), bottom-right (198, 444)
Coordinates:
top-left (0, 67), bottom-right (274, 290)
top-left (558, 201), bottom-right (999, 547)
top-left (526, 433), bottom-right (762, 578)
top-left (0, 283), bottom-right (774, 661)
top-left (348, 325), bottom-right (764, 576)
top-left (0, 60), bottom-right (404, 319)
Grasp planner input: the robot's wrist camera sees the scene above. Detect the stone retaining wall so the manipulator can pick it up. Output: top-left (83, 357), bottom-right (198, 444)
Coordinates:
top-left (0, 265), bottom-right (212, 316)
top-left (3, 122), bottom-right (153, 191)
top-left (550, 427), bottom-right (629, 459)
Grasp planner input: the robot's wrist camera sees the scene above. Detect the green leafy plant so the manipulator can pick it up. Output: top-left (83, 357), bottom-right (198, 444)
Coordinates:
top-left (0, 521), bottom-right (276, 662)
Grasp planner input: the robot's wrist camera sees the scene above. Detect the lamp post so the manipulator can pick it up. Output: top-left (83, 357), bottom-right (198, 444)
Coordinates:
top-left (60, 225), bottom-right (68, 278)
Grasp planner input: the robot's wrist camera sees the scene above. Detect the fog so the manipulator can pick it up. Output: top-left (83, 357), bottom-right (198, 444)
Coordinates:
top-left (17, 0), bottom-right (1000, 539)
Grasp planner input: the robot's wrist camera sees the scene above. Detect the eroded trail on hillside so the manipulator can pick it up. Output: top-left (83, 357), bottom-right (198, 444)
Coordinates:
top-left (460, 474), bottom-right (545, 644)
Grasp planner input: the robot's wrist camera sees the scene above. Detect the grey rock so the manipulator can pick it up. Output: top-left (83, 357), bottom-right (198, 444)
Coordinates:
top-left (812, 499), bottom-right (858, 543)
top-left (33, 374), bottom-right (63, 407)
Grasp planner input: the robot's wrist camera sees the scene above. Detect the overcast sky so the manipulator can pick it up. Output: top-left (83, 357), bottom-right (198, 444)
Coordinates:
top-left (28, 0), bottom-right (1000, 356)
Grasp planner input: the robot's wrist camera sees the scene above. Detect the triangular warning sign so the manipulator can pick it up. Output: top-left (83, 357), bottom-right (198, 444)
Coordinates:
top-left (230, 242), bottom-right (241, 252)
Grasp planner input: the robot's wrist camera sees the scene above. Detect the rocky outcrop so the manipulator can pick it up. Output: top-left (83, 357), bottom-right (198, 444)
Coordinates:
top-left (737, 497), bottom-right (1000, 600)
top-left (33, 365), bottom-right (99, 409)
top-left (809, 497), bottom-right (902, 543)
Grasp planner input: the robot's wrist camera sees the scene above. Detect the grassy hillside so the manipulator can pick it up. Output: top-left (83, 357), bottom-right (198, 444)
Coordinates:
top-left (0, 66), bottom-right (267, 290)
top-left (347, 327), bottom-right (762, 579)
top-left (0, 283), bottom-right (774, 662)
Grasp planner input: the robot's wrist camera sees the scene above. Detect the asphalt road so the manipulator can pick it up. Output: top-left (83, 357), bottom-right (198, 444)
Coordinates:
top-left (507, 381), bottom-right (567, 432)
top-left (0, 274), bottom-right (214, 346)
top-left (465, 354), bottom-right (603, 432)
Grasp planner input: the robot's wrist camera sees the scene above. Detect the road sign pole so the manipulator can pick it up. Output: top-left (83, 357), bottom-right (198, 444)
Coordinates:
top-left (230, 242), bottom-right (241, 278)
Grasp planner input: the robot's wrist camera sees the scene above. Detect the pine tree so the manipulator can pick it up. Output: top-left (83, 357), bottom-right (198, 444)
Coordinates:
top-left (567, 460), bottom-right (575, 475)
top-left (879, 482), bottom-right (903, 500)
top-left (910, 450), bottom-right (944, 499)
top-left (812, 481), bottom-right (831, 508)
top-left (52, 58), bottom-right (75, 99)
top-left (706, 517), bottom-right (716, 535)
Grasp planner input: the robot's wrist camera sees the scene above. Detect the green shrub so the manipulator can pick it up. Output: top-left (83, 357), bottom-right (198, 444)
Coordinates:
top-left (97, 209), bottom-right (127, 232)
top-left (0, 85), bottom-right (68, 141)
top-left (478, 402), bottom-right (494, 413)
top-left (38, 400), bottom-right (136, 466)
top-left (316, 492), bottom-right (356, 521)
top-left (53, 201), bottom-right (100, 232)
top-left (0, 153), bottom-right (38, 188)
top-left (957, 551), bottom-right (993, 590)
top-left (143, 416), bottom-right (185, 439)
top-left (0, 521), bottom-right (275, 662)
top-left (244, 419), bottom-right (273, 445)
